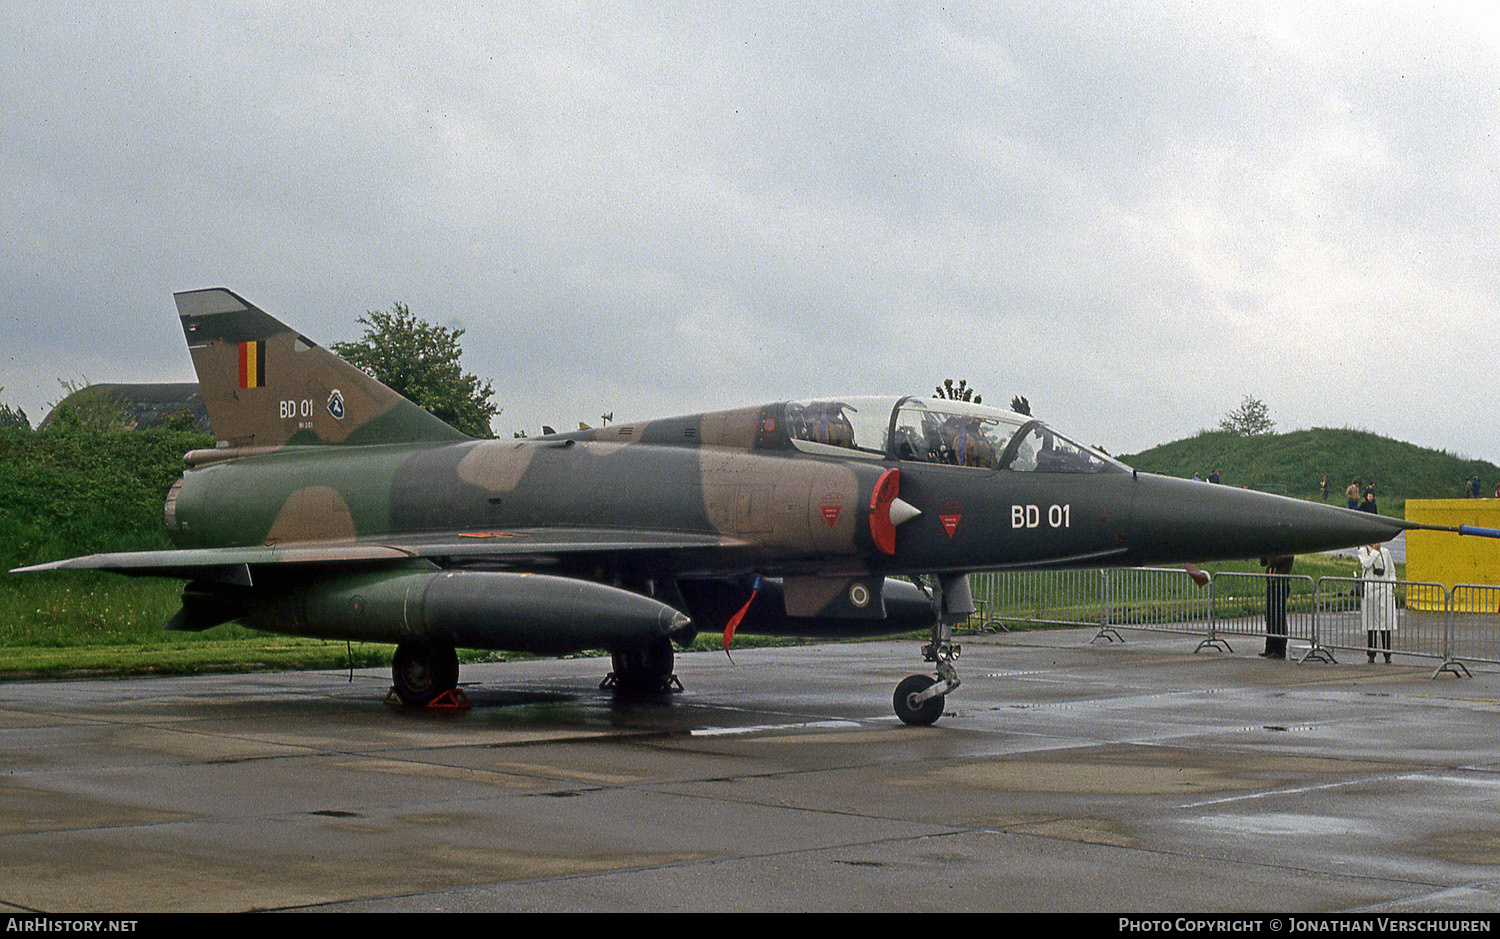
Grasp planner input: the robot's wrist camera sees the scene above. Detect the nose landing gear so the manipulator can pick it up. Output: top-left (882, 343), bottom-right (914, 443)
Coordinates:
top-left (893, 574), bottom-right (968, 725)
top-left (894, 642), bottom-right (961, 725)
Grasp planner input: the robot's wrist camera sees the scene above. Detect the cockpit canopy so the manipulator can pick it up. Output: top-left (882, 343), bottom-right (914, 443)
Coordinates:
top-left (783, 396), bottom-right (1123, 474)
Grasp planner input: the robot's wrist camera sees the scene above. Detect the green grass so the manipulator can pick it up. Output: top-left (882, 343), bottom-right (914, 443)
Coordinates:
top-left (2, 637), bottom-right (397, 679)
top-left (1119, 427), bottom-right (1500, 517)
top-left (0, 570), bottom-right (395, 677)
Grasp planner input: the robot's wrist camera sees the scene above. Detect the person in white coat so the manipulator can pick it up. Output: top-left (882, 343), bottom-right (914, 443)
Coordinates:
top-left (1358, 542), bottom-right (1397, 663)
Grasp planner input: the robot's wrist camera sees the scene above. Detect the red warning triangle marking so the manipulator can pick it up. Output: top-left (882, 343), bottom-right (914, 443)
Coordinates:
top-left (821, 492), bottom-right (843, 527)
top-left (939, 502), bottom-right (962, 537)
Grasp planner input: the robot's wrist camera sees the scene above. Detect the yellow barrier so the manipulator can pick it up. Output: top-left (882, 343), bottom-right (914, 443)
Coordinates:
top-left (1406, 499), bottom-right (1500, 612)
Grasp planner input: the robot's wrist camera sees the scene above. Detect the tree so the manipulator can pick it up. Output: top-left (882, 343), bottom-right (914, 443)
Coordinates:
top-left (1010, 395), bottom-right (1031, 416)
top-left (331, 303), bottom-right (498, 438)
top-left (164, 410), bottom-right (199, 433)
top-left (0, 387), bottom-right (29, 431)
top-left (934, 379), bottom-right (982, 404)
top-left (45, 379), bottom-right (129, 433)
top-left (1219, 395), bottom-right (1275, 436)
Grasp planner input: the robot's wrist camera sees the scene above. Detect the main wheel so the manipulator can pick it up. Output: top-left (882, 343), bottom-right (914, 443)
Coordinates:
top-left (610, 636), bottom-right (675, 693)
top-left (392, 641), bottom-right (459, 706)
top-left (893, 674), bottom-right (944, 725)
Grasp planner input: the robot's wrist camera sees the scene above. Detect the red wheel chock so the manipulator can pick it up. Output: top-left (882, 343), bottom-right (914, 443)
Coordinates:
top-left (384, 687), bottom-right (471, 709)
top-left (427, 688), bottom-right (470, 710)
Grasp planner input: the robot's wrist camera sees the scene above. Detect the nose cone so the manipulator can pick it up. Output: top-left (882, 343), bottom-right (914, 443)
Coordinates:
top-left (1122, 473), bottom-right (1408, 565)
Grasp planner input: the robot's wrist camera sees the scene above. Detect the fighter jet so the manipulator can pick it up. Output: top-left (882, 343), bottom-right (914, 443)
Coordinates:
top-left (11, 289), bottom-right (1473, 723)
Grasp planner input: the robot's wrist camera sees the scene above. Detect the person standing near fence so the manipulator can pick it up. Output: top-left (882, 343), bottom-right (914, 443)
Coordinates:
top-left (1358, 542), bottom-right (1397, 663)
top-left (1260, 554), bottom-right (1295, 659)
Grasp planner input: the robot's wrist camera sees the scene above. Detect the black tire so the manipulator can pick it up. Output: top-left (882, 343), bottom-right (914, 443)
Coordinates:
top-left (893, 674), bottom-right (944, 725)
top-left (392, 641), bottom-right (459, 706)
top-left (610, 636), bottom-right (674, 693)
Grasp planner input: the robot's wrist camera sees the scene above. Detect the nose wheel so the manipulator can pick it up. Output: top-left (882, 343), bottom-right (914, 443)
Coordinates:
top-left (893, 674), bottom-right (944, 725)
top-left (893, 640), bottom-right (961, 725)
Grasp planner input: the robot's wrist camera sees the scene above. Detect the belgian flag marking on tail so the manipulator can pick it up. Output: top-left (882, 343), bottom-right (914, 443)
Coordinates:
top-left (238, 340), bottom-right (266, 388)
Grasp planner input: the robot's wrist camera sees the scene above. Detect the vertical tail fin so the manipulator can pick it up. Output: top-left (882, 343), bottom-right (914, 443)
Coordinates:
top-left (175, 288), bottom-right (468, 448)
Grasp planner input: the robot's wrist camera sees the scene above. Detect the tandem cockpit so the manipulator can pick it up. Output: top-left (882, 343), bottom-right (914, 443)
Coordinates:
top-left (783, 396), bottom-right (1125, 474)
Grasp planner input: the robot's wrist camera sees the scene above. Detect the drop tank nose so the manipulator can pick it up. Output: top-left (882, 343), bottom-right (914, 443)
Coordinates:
top-left (1121, 472), bottom-right (1409, 565)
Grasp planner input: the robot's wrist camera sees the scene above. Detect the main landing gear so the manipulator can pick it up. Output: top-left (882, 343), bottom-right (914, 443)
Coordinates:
top-left (893, 574), bottom-right (968, 726)
top-left (389, 636), bottom-right (682, 707)
top-left (391, 639), bottom-right (460, 707)
top-left (602, 636), bottom-right (682, 693)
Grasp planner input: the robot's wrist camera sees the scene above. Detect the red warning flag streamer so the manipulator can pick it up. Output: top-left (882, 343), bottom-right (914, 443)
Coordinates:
top-left (722, 575), bottom-right (762, 653)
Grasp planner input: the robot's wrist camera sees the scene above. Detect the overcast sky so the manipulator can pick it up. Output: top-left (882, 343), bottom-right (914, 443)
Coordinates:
top-left (4, 1), bottom-right (1499, 463)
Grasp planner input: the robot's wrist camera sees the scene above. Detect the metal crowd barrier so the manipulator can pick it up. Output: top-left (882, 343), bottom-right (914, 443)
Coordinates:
top-left (969, 568), bottom-right (1500, 679)
top-left (966, 569), bottom-right (1105, 631)
top-left (1450, 584), bottom-right (1500, 672)
top-left (1309, 577), bottom-right (1450, 671)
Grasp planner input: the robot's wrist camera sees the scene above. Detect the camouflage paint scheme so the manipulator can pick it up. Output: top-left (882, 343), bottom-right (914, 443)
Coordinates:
top-left (16, 289), bottom-right (1419, 720)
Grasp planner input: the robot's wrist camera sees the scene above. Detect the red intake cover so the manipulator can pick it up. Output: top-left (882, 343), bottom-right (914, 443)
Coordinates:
top-left (869, 468), bottom-right (900, 555)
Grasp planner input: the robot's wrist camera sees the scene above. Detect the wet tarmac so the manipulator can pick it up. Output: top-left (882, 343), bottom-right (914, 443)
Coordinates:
top-left (3, 628), bottom-right (1500, 913)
